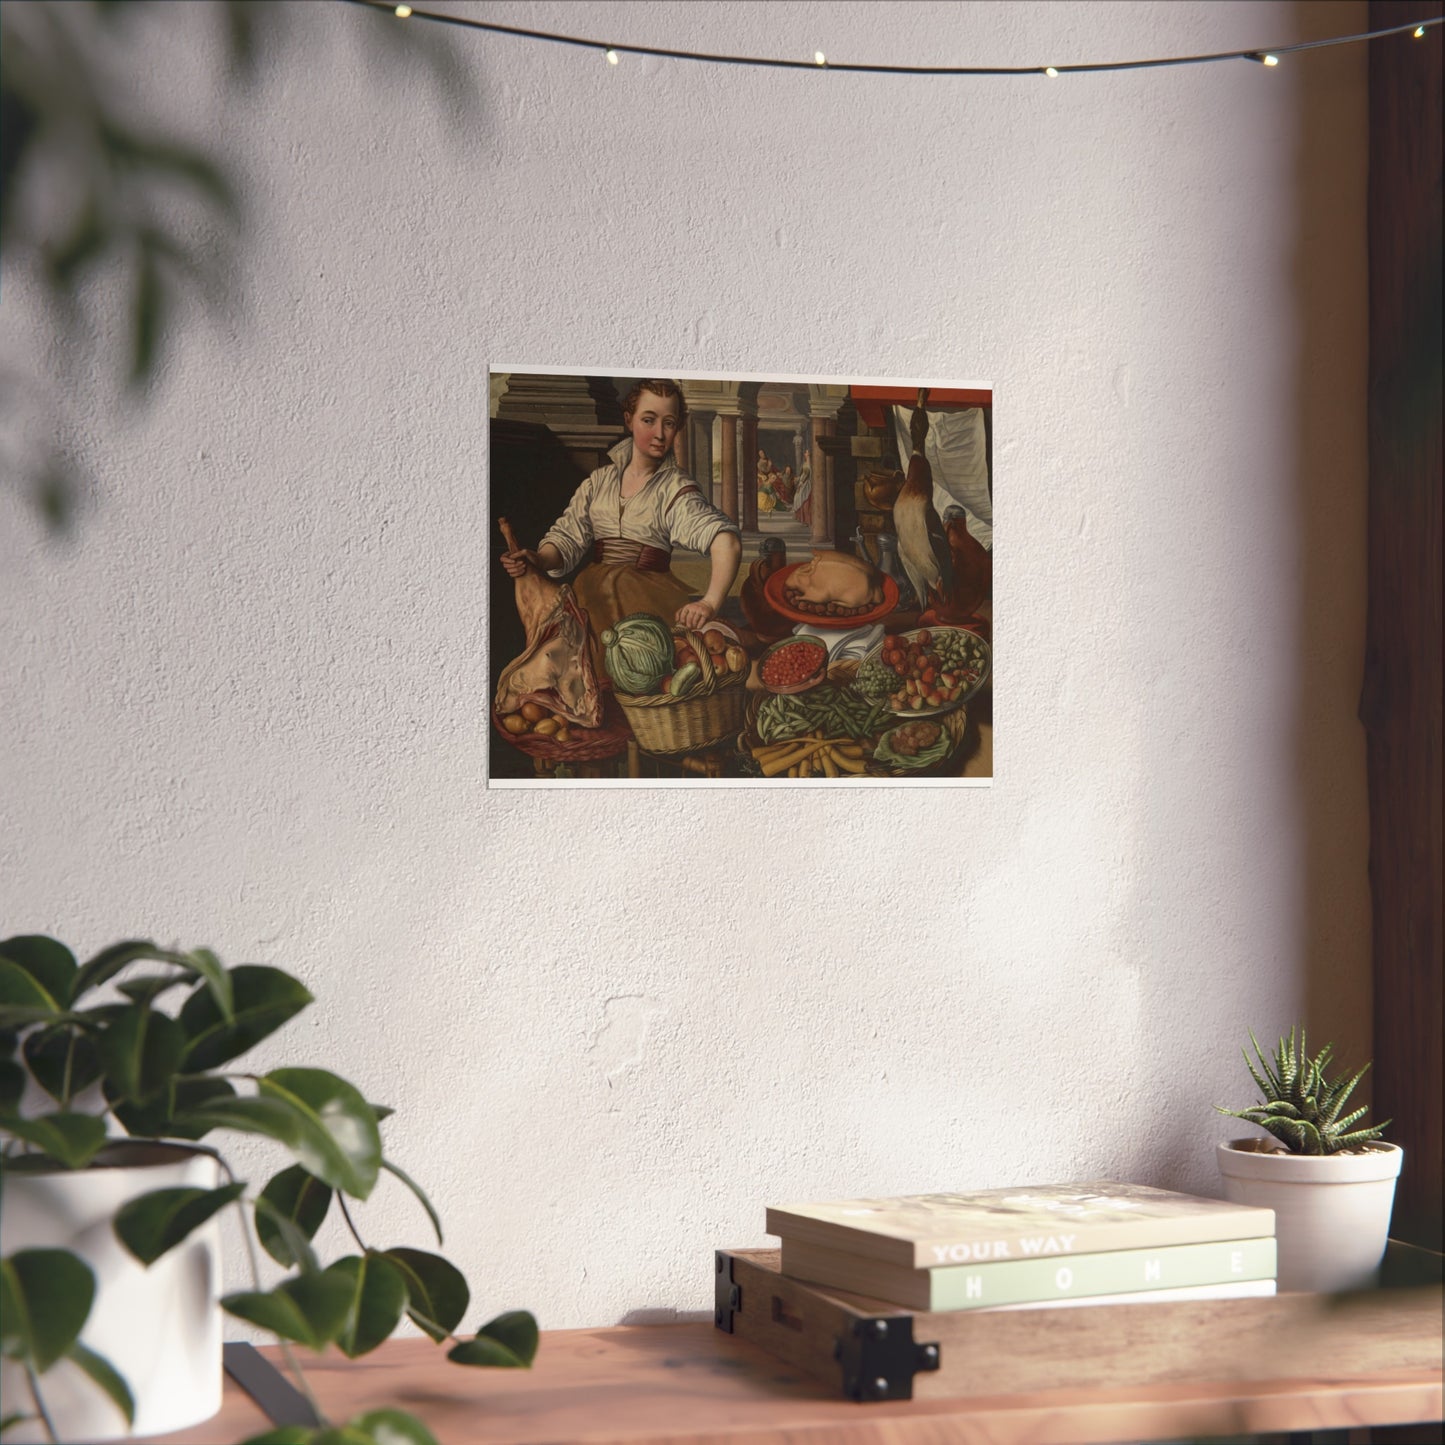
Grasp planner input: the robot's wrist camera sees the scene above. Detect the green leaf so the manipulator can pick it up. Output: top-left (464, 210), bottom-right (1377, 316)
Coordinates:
top-left (71, 941), bottom-right (175, 1000)
top-left (180, 966), bottom-right (312, 1071)
top-left (182, 948), bottom-right (233, 1023)
top-left (252, 1196), bottom-right (321, 1276)
top-left (0, 1249), bottom-right (95, 1371)
top-left (256, 1165), bottom-right (332, 1268)
top-left (380, 1158), bottom-right (442, 1246)
top-left (97, 1005), bottom-right (187, 1103)
top-left (0, 1060), bottom-right (25, 1114)
top-left (382, 1249), bottom-right (468, 1342)
top-left (326, 1253), bottom-right (407, 1359)
top-left (238, 1431), bottom-right (315, 1445)
top-left (23, 1026), bottom-right (102, 1103)
top-left (113, 1182), bottom-right (245, 1266)
top-left (116, 975), bottom-right (191, 1008)
top-left (351, 1409), bottom-right (441, 1445)
top-left (67, 1340), bottom-right (135, 1426)
top-left (0, 960), bottom-right (60, 1027)
top-left (1, 1414), bottom-right (36, 1435)
top-left (259, 1070), bottom-right (381, 1201)
top-left (222, 1272), bottom-right (353, 1351)
top-left (111, 1074), bottom-right (239, 1142)
top-left (0, 1112), bottom-right (108, 1168)
top-left (0, 938), bottom-right (76, 1008)
top-left (447, 1310), bottom-right (538, 1369)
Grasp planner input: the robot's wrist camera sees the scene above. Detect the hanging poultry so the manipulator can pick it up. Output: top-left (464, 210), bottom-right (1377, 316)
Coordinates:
top-left (892, 390), bottom-right (954, 620)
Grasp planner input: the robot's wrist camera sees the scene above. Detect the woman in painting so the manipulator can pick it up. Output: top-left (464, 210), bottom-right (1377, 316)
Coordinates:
top-left (500, 379), bottom-right (742, 636)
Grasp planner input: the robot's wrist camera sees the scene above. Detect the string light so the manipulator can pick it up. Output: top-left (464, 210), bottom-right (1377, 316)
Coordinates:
top-left (338, 3), bottom-right (1444, 78)
top-left (605, 48), bottom-right (619, 65)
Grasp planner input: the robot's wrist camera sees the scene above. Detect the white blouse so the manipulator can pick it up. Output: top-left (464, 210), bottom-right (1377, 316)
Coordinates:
top-left (540, 439), bottom-right (740, 575)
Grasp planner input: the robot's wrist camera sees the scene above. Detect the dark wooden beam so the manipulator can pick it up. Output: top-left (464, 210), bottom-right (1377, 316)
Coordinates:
top-left (1365, 0), bottom-right (1443, 1266)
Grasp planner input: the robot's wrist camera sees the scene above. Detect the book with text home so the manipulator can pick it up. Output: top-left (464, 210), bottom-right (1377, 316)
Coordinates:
top-left (766, 1181), bottom-right (1275, 1270)
top-left (779, 1234), bottom-right (1278, 1310)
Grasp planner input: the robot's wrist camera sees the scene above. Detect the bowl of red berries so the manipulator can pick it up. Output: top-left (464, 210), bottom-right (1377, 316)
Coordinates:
top-left (856, 626), bottom-right (990, 716)
top-left (757, 634), bottom-right (830, 695)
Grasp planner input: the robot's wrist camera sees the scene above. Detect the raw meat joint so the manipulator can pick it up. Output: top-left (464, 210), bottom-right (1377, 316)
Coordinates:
top-left (494, 517), bottom-right (603, 728)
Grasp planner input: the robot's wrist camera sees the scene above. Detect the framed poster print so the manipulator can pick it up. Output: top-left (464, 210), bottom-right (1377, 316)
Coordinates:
top-left (488, 367), bottom-right (992, 787)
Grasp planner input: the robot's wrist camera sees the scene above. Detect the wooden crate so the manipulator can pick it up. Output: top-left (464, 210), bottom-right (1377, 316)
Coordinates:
top-left (715, 1243), bottom-right (1444, 1404)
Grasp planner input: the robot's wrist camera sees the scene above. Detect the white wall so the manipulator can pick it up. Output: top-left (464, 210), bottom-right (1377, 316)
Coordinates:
top-left (0, 1), bottom-right (1371, 1330)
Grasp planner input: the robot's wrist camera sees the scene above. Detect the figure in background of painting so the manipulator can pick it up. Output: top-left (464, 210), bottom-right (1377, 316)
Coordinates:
top-left (500, 380), bottom-right (742, 637)
top-left (792, 456), bottom-right (813, 527)
top-left (774, 465), bottom-right (795, 508)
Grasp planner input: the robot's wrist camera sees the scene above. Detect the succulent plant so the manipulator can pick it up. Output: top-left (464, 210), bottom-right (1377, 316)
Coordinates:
top-left (1216, 1025), bottom-right (1391, 1156)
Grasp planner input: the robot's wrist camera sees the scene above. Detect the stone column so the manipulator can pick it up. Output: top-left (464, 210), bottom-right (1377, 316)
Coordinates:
top-left (673, 421), bottom-right (689, 470)
top-left (793, 424), bottom-right (806, 472)
top-left (740, 415), bottom-right (759, 531)
top-left (693, 411), bottom-right (715, 497)
top-left (810, 417), bottom-right (835, 545)
top-left (718, 413), bottom-right (738, 522)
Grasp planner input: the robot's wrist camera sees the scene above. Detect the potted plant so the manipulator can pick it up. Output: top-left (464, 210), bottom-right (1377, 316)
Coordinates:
top-left (0, 934), bottom-right (537, 1444)
top-left (1215, 1025), bottom-right (1402, 1293)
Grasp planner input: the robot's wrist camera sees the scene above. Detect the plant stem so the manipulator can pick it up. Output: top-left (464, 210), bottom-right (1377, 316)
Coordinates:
top-left (218, 1157), bottom-right (326, 1427)
top-left (60, 1032), bottom-right (77, 1110)
top-left (337, 1194), bottom-right (367, 1253)
top-left (24, 1364), bottom-right (57, 1444)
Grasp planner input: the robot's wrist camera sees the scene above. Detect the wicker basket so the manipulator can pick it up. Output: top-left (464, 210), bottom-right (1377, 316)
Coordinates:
top-left (615, 627), bottom-right (748, 755)
top-left (491, 689), bottom-right (633, 764)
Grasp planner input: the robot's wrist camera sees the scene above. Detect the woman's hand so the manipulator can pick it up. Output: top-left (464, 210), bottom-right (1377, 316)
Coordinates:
top-left (675, 598), bottom-right (717, 630)
top-left (501, 548), bottom-right (542, 578)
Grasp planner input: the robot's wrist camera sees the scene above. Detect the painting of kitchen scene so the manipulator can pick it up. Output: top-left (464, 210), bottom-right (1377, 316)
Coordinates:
top-left (488, 370), bottom-right (992, 783)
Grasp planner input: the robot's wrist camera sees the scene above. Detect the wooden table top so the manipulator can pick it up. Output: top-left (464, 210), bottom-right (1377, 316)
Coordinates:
top-left (150, 1320), bottom-right (1443, 1445)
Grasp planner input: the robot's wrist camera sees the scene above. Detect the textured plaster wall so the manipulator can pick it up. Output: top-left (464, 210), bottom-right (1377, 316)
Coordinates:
top-left (0, 1), bottom-right (1371, 1329)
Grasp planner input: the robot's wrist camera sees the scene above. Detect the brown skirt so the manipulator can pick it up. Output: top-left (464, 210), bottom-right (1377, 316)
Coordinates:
top-left (572, 562), bottom-right (694, 641)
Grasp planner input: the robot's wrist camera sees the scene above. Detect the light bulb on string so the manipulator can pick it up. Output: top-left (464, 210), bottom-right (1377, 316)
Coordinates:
top-left (338, 3), bottom-right (1442, 80)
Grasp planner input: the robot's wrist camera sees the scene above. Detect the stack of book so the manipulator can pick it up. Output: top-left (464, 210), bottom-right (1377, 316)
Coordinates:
top-left (766, 1181), bottom-right (1277, 1312)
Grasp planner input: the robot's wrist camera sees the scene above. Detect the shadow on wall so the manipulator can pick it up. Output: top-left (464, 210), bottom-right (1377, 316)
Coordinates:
top-left (1127, 2), bottom-right (1375, 1199)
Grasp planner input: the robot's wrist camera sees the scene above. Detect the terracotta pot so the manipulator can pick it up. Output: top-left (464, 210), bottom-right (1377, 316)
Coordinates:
top-left (1216, 1138), bottom-right (1403, 1293)
top-left (0, 1141), bottom-right (224, 1441)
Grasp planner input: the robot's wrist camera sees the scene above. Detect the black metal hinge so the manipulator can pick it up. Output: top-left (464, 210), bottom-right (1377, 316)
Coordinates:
top-left (833, 1313), bottom-right (941, 1401)
top-left (714, 1250), bottom-right (742, 1332)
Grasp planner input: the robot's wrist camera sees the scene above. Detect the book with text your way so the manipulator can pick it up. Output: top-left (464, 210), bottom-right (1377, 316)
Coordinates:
top-left (778, 1234), bottom-right (1278, 1311)
top-left (766, 1181), bottom-right (1275, 1271)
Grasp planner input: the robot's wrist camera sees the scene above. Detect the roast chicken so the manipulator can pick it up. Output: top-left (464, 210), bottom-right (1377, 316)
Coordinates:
top-left (783, 549), bottom-right (885, 618)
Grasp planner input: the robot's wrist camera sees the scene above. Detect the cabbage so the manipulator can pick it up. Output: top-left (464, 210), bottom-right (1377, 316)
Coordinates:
top-left (602, 612), bottom-right (674, 695)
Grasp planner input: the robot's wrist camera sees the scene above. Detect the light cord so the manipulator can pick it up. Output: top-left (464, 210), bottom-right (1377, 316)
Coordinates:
top-left (338, 2), bottom-right (1440, 77)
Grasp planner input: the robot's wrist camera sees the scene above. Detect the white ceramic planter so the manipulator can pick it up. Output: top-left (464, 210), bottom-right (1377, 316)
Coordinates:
top-left (0, 1141), bottom-right (224, 1442)
top-left (1216, 1137), bottom-right (1403, 1293)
